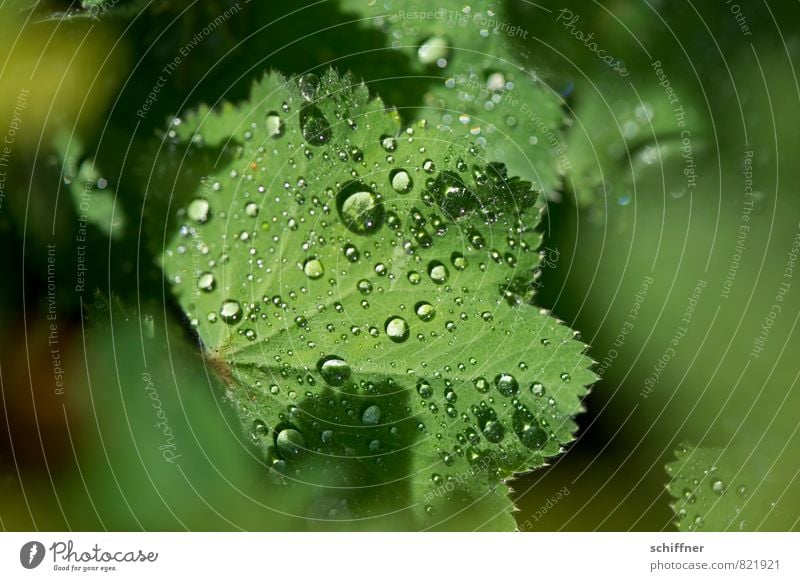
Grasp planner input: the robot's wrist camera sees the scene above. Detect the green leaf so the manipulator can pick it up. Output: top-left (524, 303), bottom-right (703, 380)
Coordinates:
top-left (161, 69), bottom-right (595, 530)
top-left (338, 0), bottom-right (567, 196)
top-left (56, 131), bottom-right (126, 240)
top-left (667, 444), bottom-right (795, 531)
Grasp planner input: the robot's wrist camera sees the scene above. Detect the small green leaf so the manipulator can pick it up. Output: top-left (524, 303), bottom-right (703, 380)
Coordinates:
top-left (667, 444), bottom-right (793, 531)
top-left (162, 69), bottom-right (594, 529)
top-left (56, 132), bottom-right (125, 240)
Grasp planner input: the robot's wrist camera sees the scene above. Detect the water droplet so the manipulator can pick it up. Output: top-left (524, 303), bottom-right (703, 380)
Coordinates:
top-left (362, 404), bottom-right (382, 425)
top-left (417, 35), bottom-right (450, 66)
top-left (303, 257), bottom-right (325, 279)
top-left (219, 300), bottom-right (242, 324)
top-left (415, 301), bottom-right (436, 322)
top-left (344, 243), bottom-right (360, 262)
top-left (482, 420), bottom-right (505, 443)
top-left (245, 202), bottom-right (259, 217)
top-left (473, 377), bottom-right (489, 393)
top-left (298, 73), bottom-right (320, 101)
top-left (197, 272), bottom-right (216, 292)
top-left (427, 261), bottom-right (449, 284)
top-left (187, 198), bottom-right (210, 223)
top-left (710, 478), bottom-right (726, 495)
top-left (390, 169), bottom-right (413, 193)
top-left (276, 428), bottom-right (305, 458)
top-left (265, 111), bottom-right (284, 138)
top-left (337, 182), bottom-right (384, 235)
top-left (381, 135), bottom-right (397, 152)
top-left (494, 373), bottom-right (519, 397)
top-left (385, 317), bottom-right (410, 343)
top-left (560, 372), bottom-right (571, 383)
top-left (417, 380), bottom-right (433, 399)
top-left (530, 382), bottom-right (545, 396)
top-left (407, 271), bottom-right (421, 285)
top-left (513, 405), bottom-right (547, 449)
top-left (357, 279), bottom-right (373, 295)
top-left (317, 355), bottom-right (351, 387)
top-left (450, 252), bottom-right (467, 270)
top-left (300, 105), bottom-right (331, 146)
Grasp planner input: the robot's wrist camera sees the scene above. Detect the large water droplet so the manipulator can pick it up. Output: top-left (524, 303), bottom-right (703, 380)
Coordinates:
top-left (187, 198), bottom-right (210, 223)
top-left (298, 73), bottom-right (321, 101)
top-left (220, 300), bottom-right (242, 324)
top-left (417, 35), bottom-right (450, 66)
top-left (337, 182), bottom-right (384, 235)
top-left (300, 105), bottom-right (331, 146)
top-left (276, 428), bottom-right (305, 458)
top-left (494, 373), bottom-right (519, 397)
top-left (385, 316), bottom-right (410, 343)
top-left (197, 272), bottom-right (216, 292)
top-left (362, 404), bottom-right (382, 425)
top-left (245, 202), bottom-right (259, 217)
top-left (265, 111), bottom-right (285, 138)
top-left (513, 406), bottom-right (547, 450)
top-left (390, 169), bottom-right (413, 193)
top-left (427, 261), bottom-right (449, 284)
top-left (414, 301), bottom-right (436, 322)
top-left (417, 380), bottom-right (433, 399)
top-left (303, 257), bottom-right (325, 279)
top-left (317, 355), bottom-right (351, 387)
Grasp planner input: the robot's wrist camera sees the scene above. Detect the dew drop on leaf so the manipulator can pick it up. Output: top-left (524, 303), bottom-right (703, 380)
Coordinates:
top-left (513, 405), bottom-right (547, 450)
top-left (303, 257), bottom-right (325, 279)
top-left (390, 169), bottom-right (413, 193)
top-left (197, 272), bottom-right (216, 292)
top-left (298, 73), bottom-right (321, 101)
top-left (187, 198), bottom-right (210, 223)
top-left (245, 202), bottom-right (259, 217)
top-left (495, 373), bottom-right (519, 397)
top-left (276, 428), bottom-right (305, 459)
top-left (362, 404), bottom-right (382, 425)
top-left (265, 111), bottom-right (284, 138)
top-left (219, 299), bottom-right (242, 324)
top-left (385, 316), bottom-right (410, 343)
top-left (337, 182), bottom-right (384, 235)
top-left (300, 105), bottom-right (332, 146)
top-left (417, 35), bottom-right (450, 66)
top-left (316, 355), bottom-right (351, 387)
top-left (427, 261), bottom-right (449, 284)
top-left (414, 301), bottom-right (436, 322)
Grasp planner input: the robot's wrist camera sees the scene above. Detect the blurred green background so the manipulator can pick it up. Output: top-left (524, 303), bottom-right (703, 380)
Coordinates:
top-left (1, 0), bottom-right (798, 531)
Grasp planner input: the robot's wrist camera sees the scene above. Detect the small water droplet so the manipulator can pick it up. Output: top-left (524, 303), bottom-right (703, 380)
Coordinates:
top-left (710, 478), bottom-right (726, 495)
top-left (219, 300), bottom-right (242, 324)
top-left (417, 35), bottom-right (450, 66)
top-left (187, 198), bottom-right (210, 223)
top-left (417, 380), bottom-right (433, 399)
top-left (298, 73), bottom-right (320, 101)
top-left (245, 202), bottom-right (259, 217)
top-left (385, 316), bottom-right (410, 343)
top-left (265, 111), bottom-right (285, 138)
top-left (197, 272), bottom-right (216, 292)
top-left (427, 261), bottom-right (449, 284)
top-left (362, 404), bottom-right (382, 425)
top-left (415, 301), bottom-right (436, 322)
